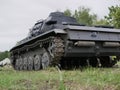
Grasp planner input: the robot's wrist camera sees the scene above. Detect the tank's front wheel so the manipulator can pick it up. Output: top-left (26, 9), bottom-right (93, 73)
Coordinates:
top-left (41, 51), bottom-right (50, 69)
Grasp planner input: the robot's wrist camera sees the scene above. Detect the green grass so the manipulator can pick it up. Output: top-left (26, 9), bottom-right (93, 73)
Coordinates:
top-left (0, 64), bottom-right (120, 90)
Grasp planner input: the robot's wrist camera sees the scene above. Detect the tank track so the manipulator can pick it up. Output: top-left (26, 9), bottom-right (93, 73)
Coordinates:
top-left (12, 36), bottom-right (64, 70)
top-left (48, 37), bottom-right (64, 66)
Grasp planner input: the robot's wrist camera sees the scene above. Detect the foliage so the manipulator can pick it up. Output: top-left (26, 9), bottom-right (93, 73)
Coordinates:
top-left (0, 67), bottom-right (120, 90)
top-left (64, 6), bottom-right (120, 28)
top-left (0, 51), bottom-right (10, 61)
top-left (105, 5), bottom-right (120, 28)
top-left (73, 7), bottom-right (97, 26)
top-left (93, 19), bottom-right (109, 26)
top-left (64, 9), bottom-right (72, 17)
top-left (64, 7), bottom-right (97, 26)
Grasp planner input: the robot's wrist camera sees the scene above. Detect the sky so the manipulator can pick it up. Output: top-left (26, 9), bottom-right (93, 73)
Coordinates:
top-left (0, 0), bottom-right (120, 51)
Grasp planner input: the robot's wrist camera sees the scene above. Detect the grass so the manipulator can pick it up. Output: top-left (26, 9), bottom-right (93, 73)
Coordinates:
top-left (0, 63), bottom-right (120, 90)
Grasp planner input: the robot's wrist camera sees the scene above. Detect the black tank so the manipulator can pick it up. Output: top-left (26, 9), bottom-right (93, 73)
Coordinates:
top-left (10, 12), bottom-right (120, 70)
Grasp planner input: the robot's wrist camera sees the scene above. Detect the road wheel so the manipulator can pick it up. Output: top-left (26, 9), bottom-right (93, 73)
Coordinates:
top-left (41, 51), bottom-right (50, 69)
top-left (15, 58), bottom-right (19, 70)
top-left (23, 57), bottom-right (28, 70)
top-left (19, 57), bottom-right (23, 70)
top-left (34, 55), bottom-right (41, 70)
top-left (28, 56), bottom-right (33, 70)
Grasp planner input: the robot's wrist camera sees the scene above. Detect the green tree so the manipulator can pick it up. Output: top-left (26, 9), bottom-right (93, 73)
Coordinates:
top-left (64, 9), bottom-right (72, 17)
top-left (64, 7), bottom-right (97, 26)
top-left (105, 5), bottom-right (120, 28)
top-left (0, 51), bottom-right (10, 61)
top-left (94, 19), bottom-right (109, 26)
top-left (73, 7), bottom-right (97, 25)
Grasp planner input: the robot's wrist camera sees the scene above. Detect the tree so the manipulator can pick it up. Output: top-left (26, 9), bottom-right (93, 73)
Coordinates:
top-left (73, 7), bottom-right (97, 26)
top-left (94, 19), bottom-right (109, 26)
top-left (0, 51), bottom-right (10, 61)
top-left (64, 9), bottom-right (72, 17)
top-left (64, 7), bottom-right (97, 26)
top-left (105, 5), bottom-right (120, 28)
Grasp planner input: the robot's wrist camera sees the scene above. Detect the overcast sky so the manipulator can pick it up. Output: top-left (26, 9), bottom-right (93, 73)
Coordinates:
top-left (0, 0), bottom-right (120, 51)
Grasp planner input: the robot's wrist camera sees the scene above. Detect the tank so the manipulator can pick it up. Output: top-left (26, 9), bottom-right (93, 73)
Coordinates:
top-left (10, 12), bottom-right (120, 70)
